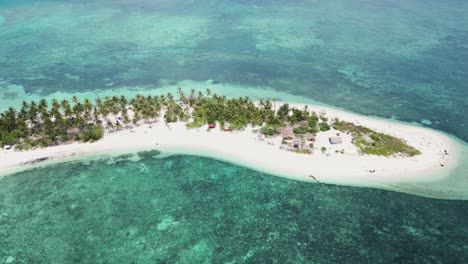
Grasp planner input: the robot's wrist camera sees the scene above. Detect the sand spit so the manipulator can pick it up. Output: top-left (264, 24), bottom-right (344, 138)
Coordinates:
top-left (0, 102), bottom-right (466, 200)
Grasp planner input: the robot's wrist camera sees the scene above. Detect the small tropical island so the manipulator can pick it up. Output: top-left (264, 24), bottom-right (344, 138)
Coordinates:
top-left (0, 89), bottom-right (462, 198)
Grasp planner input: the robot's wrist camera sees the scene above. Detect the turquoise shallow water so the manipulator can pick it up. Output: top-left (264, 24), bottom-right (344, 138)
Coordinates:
top-left (0, 0), bottom-right (467, 141)
top-left (1, 153), bottom-right (468, 263)
top-left (1, 1), bottom-right (468, 262)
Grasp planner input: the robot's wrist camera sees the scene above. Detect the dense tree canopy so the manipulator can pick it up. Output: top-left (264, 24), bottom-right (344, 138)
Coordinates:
top-left (0, 89), bottom-right (418, 157)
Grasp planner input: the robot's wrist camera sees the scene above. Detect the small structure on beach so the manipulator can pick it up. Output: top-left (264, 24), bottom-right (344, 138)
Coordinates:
top-left (319, 109), bottom-right (327, 116)
top-left (224, 127), bottom-right (232, 132)
top-left (292, 139), bottom-right (300, 148)
top-left (306, 133), bottom-right (316, 141)
top-left (329, 136), bottom-right (342, 144)
top-left (3, 145), bottom-right (12, 150)
top-left (69, 128), bottom-right (81, 137)
top-left (281, 127), bottom-right (295, 140)
top-left (208, 123), bottom-right (216, 129)
top-left (297, 120), bottom-right (309, 127)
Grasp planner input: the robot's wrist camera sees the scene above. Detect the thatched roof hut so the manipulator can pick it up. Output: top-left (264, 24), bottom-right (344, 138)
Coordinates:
top-left (292, 120), bottom-right (310, 129)
top-left (329, 136), bottom-right (342, 144)
top-left (69, 128), bottom-right (81, 136)
top-left (281, 127), bottom-right (295, 140)
top-left (292, 139), bottom-right (301, 148)
top-left (298, 120), bottom-right (309, 127)
top-left (306, 133), bottom-right (316, 141)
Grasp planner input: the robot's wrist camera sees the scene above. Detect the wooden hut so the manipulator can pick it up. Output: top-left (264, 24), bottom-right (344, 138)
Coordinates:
top-left (69, 128), bottom-right (81, 137)
top-left (208, 123), bottom-right (216, 129)
top-left (281, 127), bottom-right (295, 140)
top-left (298, 120), bottom-right (309, 127)
top-left (329, 136), bottom-right (342, 144)
top-left (306, 133), bottom-right (316, 141)
top-left (292, 139), bottom-right (301, 148)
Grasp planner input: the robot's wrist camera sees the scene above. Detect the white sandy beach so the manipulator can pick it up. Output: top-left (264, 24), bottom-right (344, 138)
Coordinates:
top-left (0, 102), bottom-right (466, 199)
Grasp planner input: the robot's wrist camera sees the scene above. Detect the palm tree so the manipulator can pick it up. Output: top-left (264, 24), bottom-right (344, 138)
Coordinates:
top-left (19, 101), bottom-right (30, 120)
top-left (167, 92), bottom-right (174, 103)
top-left (50, 99), bottom-right (61, 120)
top-left (189, 89), bottom-right (196, 106)
top-left (106, 120), bottom-right (114, 130)
top-left (61, 99), bottom-right (72, 118)
top-left (132, 111), bottom-right (141, 124)
top-left (83, 98), bottom-right (93, 122)
top-left (38, 99), bottom-right (48, 113)
top-left (119, 96), bottom-right (128, 110)
top-left (121, 108), bottom-right (130, 125)
top-left (28, 101), bottom-right (38, 126)
top-left (95, 97), bottom-right (103, 115)
top-left (93, 107), bottom-right (101, 124)
top-left (177, 87), bottom-right (186, 103)
top-left (72, 100), bottom-right (83, 119)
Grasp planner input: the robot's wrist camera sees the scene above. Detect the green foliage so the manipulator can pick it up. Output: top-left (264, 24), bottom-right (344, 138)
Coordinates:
top-left (293, 128), bottom-right (302, 134)
top-left (186, 117), bottom-right (204, 129)
top-left (37, 140), bottom-right (47, 148)
top-left (164, 113), bottom-right (178, 123)
top-left (288, 108), bottom-right (307, 124)
top-left (307, 117), bottom-right (319, 133)
top-left (370, 132), bottom-right (380, 141)
top-left (1, 129), bottom-right (24, 145)
top-left (332, 118), bottom-right (347, 132)
top-left (309, 126), bottom-right (319, 133)
top-left (347, 124), bottom-right (421, 157)
top-left (14, 139), bottom-right (33, 151)
top-left (293, 126), bottom-right (309, 134)
top-left (206, 117), bottom-right (216, 124)
top-left (276, 103), bottom-right (290, 120)
top-left (260, 126), bottom-right (279, 136)
top-left (59, 132), bottom-right (69, 142)
top-left (82, 125), bottom-right (104, 142)
top-left (292, 149), bottom-right (312, 155)
top-left (308, 120), bottom-right (317, 129)
top-left (321, 147), bottom-right (327, 152)
top-left (0, 90), bottom-right (421, 158)
top-left (353, 130), bottom-right (421, 157)
top-left (319, 122), bottom-right (330, 131)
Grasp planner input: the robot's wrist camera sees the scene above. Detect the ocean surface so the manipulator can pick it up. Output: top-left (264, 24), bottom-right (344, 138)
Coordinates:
top-left (0, 0), bottom-right (467, 140)
top-left (1, 0), bottom-right (468, 262)
top-left (1, 153), bottom-right (468, 263)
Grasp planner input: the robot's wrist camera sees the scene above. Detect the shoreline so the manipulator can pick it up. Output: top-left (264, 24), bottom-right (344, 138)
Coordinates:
top-left (1, 100), bottom-right (466, 200)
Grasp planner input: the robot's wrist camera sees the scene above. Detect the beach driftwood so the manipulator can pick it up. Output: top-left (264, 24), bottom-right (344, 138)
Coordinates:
top-left (22, 157), bottom-right (49, 165)
top-left (309, 175), bottom-right (323, 184)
